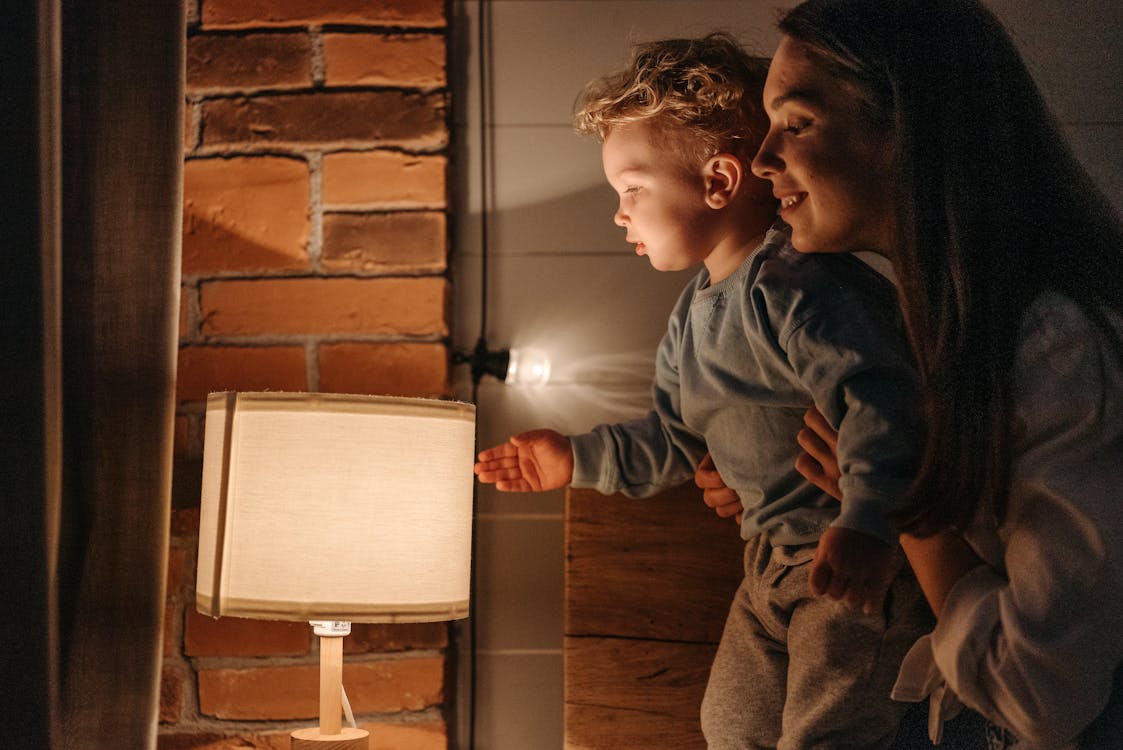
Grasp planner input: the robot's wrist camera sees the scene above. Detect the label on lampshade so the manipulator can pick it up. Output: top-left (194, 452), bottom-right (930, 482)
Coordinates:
top-left (310, 620), bottom-right (351, 636)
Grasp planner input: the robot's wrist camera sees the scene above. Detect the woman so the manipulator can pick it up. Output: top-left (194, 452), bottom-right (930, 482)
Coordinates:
top-left (699, 1), bottom-right (1123, 747)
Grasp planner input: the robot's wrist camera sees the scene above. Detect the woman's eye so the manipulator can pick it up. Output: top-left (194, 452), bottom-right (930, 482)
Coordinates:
top-left (784, 118), bottom-right (811, 135)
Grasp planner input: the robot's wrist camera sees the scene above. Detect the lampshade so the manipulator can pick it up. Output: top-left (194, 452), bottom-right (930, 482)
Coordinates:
top-left (196, 391), bottom-right (476, 624)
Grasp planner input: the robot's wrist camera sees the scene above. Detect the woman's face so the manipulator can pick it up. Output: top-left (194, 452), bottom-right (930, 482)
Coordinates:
top-left (752, 36), bottom-right (898, 256)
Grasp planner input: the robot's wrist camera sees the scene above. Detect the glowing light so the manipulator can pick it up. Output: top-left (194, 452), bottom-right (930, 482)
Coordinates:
top-left (505, 347), bottom-right (551, 386)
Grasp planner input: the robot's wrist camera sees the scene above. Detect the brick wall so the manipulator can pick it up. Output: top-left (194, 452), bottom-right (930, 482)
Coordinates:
top-left (164, 1), bottom-right (455, 747)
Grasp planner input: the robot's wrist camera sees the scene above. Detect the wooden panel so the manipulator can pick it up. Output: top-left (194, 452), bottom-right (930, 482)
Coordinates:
top-left (564, 636), bottom-right (718, 750)
top-left (563, 483), bottom-right (744, 749)
top-left (565, 484), bottom-right (743, 642)
top-left (564, 484), bottom-right (987, 750)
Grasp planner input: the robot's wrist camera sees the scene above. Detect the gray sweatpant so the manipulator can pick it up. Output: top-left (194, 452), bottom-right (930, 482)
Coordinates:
top-left (701, 533), bottom-right (934, 749)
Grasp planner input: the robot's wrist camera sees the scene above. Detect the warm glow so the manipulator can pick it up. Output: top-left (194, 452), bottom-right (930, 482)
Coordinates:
top-left (505, 347), bottom-right (552, 386)
top-left (196, 391), bottom-right (476, 623)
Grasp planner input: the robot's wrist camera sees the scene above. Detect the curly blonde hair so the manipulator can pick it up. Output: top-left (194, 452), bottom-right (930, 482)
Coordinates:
top-left (573, 33), bottom-right (769, 165)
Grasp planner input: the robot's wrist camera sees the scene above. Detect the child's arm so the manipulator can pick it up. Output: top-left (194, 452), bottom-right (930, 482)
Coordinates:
top-left (796, 407), bottom-right (897, 614)
top-left (474, 429), bottom-right (574, 492)
top-left (797, 407), bottom-right (981, 616)
top-left (810, 526), bottom-right (895, 615)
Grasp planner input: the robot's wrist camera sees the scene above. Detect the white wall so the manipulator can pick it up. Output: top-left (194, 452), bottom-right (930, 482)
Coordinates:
top-left (449, 2), bottom-right (1123, 748)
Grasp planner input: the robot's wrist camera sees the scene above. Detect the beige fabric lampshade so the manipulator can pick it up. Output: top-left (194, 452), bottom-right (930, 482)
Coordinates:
top-left (196, 392), bottom-right (476, 623)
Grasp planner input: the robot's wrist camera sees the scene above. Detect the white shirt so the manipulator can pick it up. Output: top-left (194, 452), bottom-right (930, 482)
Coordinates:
top-left (893, 292), bottom-right (1123, 749)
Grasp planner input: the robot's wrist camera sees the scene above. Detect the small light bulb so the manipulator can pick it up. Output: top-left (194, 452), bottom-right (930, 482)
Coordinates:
top-left (505, 347), bottom-right (551, 386)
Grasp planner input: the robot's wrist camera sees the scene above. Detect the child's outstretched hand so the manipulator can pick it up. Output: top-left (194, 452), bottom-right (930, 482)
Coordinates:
top-left (474, 429), bottom-right (574, 492)
top-left (810, 526), bottom-right (895, 615)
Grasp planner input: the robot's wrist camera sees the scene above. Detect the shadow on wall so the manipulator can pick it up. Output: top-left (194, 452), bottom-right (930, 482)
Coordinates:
top-left (454, 179), bottom-right (700, 429)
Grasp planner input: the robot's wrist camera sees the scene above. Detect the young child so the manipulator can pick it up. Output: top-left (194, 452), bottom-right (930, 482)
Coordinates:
top-left (474, 33), bottom-right (931, 748)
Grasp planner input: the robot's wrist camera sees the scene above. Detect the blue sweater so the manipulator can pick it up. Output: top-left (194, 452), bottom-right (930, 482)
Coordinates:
top-left (569, 223), bottom-right (919, 546)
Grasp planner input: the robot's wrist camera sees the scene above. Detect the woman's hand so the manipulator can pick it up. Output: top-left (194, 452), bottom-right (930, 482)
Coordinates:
top-left (695, 452), bottom-right (744, 524)
top-left (795, 407), bottom-right (842, 500)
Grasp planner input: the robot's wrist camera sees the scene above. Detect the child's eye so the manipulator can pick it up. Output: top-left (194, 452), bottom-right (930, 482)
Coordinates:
top-left (624, 186), bottom-right (641, 194)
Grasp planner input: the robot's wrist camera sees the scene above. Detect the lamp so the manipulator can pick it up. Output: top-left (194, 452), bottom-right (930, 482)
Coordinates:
top-left (195, 392), bottom-right (476, 749)
top-left (455, 336), bottom-right (552, 386)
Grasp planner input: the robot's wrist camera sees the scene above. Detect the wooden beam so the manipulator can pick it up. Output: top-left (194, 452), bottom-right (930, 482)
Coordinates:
top-left (563, 483), bottom-right (743, 749)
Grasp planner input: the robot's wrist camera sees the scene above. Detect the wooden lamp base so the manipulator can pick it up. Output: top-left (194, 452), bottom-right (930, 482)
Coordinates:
top-left (291, 726), bottom-right (369, 749)
top-left (291, 624), bottom-right (369, 750)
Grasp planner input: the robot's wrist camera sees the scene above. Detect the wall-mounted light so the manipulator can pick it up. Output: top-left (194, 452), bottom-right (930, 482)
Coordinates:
top-left (505, 347), bottom-right (550, 386)
top-left (456, 336), bottom-right (551, 386)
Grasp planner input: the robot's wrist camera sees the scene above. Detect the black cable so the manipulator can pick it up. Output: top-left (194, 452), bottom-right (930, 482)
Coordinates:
top-left (476, 0), bottom-right (490, 345)
top-left (466, 2), bottom-right (491, 748)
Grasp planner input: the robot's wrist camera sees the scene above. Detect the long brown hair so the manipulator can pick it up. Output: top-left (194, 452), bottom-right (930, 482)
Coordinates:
top-left (779, 0), bottom-right (1123, 534)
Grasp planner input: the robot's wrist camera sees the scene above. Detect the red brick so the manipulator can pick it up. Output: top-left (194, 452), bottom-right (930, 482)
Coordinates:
top-left (165, 600), bottom-right (179, 658)
top-left (202, 0), bottom-right (445, 30)
top-left (171, 507), bottom-right (201, 536)
top-left (167, 546), bottom-right (188, 603)
top-left (165, 546), bottom-right (188, 656)
top-left (183, 156), bottom-right (311, 275)
top-left (198, 657), bottom-right (444, 719)
top-left (172, 425), bottom-right (205, 512)
top-left (319, 342), bottom-right (449, 398)
top-left (175, 412), bottom-right (204, 461)
top-left (185, 610), bottom-right (310, 657)
top-left (322, 212), bottom-right (446, 273)
top-left (176, 345), bottom-right (308, 402)
top-left (180, 287), bottom-right (192, 340)
top-left (181, 284), bottom-right (198, 340)
top-left (323, 33), bottom-right (445, 88)
top-left (187, 33), bottom-right (312, 91)
top-left (201, 91), bottom-right (447, 150)
top-left (346, 622), bottom-right (448, 654)
top-left (160, 664), bottom-right (185, 724)
top-left (200, 277), bottom-right (449, 337)
top-left (173, 415), bottom-right (190, 458)
top-left (322, 151), bottom-right (446, 209)
top-left (185, 102), bottom-right (196, 152)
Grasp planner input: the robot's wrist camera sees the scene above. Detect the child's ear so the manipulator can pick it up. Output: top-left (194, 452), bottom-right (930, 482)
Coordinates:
top-left (703, 153), bottom-right (743, 209)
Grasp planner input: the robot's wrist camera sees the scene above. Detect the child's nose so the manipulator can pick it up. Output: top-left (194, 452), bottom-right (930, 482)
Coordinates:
top-left (613, 204), bottom-right (627, 227)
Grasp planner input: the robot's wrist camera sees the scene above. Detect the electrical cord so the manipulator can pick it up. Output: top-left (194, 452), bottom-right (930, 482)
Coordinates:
top-left (466, 2), bottom-right (492, 748)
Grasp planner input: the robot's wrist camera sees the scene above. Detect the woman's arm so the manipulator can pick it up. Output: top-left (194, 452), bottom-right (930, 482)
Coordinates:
top-left (800, 297), bottom-right (1123, 746)
top-left (896, 533), bottom-right (981, 616)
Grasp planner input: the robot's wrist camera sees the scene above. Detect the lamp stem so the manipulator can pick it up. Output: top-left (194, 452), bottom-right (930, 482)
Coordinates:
top-left (320, 633), bottom-right (344, 736)
top-left (291, 621), bottom-right (369, 749)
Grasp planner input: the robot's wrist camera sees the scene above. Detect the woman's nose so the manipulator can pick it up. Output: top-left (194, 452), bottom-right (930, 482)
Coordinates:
top-left (751, 132), bottom-right (781, 178)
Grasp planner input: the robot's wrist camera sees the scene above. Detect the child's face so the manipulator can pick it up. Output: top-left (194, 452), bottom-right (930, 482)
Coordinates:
top-left (602, 121), bottom-right (717, 272)
top-left (752, 36), bottom-right (897, 256)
